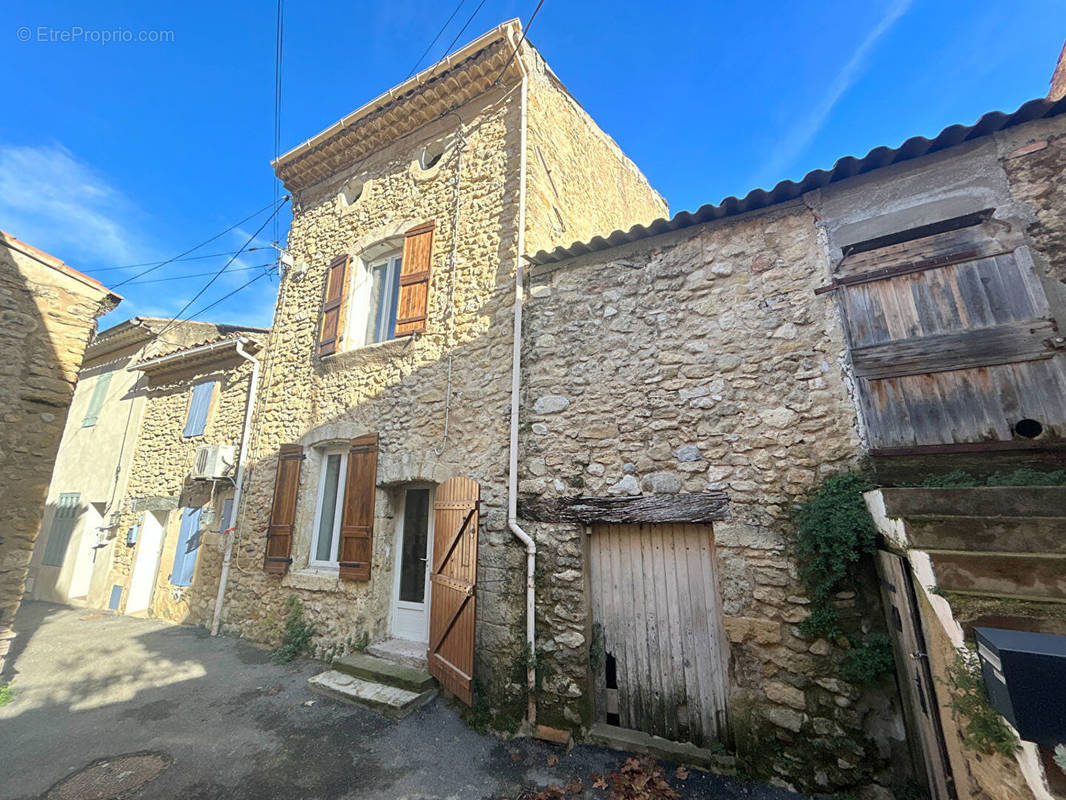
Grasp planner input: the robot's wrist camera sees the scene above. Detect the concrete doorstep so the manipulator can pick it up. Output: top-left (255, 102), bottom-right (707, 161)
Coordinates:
top-left (307, 670), bottom-right (436, 719)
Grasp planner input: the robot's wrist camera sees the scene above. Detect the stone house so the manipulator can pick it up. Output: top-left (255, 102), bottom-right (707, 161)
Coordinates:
top-left (217, 19), bottom-right (662, 705)
top-left (520, 95), bottom-right (1066, 797)
top-left (215, 21), bottom-right (1066, 799)
top-left (98, 328), bottom-right (267, 626)
top-left (0, 231), bottom-right (120, 672)
top-left (26, 318), bottom-right (266, 620)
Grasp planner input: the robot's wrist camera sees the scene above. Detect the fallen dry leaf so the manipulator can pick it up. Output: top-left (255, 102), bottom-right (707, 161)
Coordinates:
top-left (510, 750), bottom-right (522, 762)
top-left (592, 773), bottom-right (608, 789)
top-left (674, 766), bottom-right (688, 780)
top-left (563, 779), bottom-right (582, 794)
top-left (546, 754), bottom-right (559, 766)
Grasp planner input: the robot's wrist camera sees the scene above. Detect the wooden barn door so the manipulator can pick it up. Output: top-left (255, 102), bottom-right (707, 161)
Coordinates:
top-left (428, 477), bottom-right (479, 705)
top-left (829, 216), bottom-right (1066, 452)
top-left (589, 523), bottom-right (731, 748)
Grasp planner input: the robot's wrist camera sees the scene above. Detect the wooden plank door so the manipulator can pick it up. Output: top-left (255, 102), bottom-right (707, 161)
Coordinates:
top-left (589, 523), bottom-right (730, 747)
top-left (875, 550), bottom-right (956, 800)
top-left (833, 219), bottom-right (1066, 452)
top-left (428, 476), bottom-right (479, 705)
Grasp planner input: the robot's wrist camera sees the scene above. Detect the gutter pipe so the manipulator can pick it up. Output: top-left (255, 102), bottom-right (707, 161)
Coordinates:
top-left (503, 25), bottom-right (537, 730)
top-left (211, 337), bottom-right (260, 636)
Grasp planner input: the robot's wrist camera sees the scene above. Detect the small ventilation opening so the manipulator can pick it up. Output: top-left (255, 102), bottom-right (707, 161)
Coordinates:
top-left (341, 179), bottom-right (363, 206)
top-left (1014, 418), bottom-right (1043, 439)
top-left (420, 141), bottom-right (445, 170)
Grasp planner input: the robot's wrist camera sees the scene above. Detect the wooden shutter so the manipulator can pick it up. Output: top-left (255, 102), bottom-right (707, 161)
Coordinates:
top-left (395, 222), bottom-right (434, 337)
top-left (830, 219), bottom-right (1066, 452)
top-left (81, 372), bottom-right (112, 427)
top-left (318, 254), bottom-right (350, 355)
top-left (338, 433), bottom-right (378, 581)
top-left (429, 476), bottom-right (480, 705)
top-left (264, 444), bottom-right (304, 574)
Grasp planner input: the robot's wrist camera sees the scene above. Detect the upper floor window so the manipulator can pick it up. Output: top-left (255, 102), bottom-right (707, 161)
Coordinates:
top-left (183, 380), bottom-right (217, 437)
top-left (81, 371), bottom-right (112, 427)
top-left (316, 222), bottom-right (435, 356)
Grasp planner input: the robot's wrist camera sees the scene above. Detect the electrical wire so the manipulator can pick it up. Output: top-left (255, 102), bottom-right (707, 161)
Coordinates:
top-left (110, 198), bottom-right (284, 288)
top-left (406, 0), bottom-right (467, 80)
top-left (151, 199), bottom-right (288, 341)
top-left (119, 264), bottom-right (274, 285)
top-left (85, 248), bottom-right (270, 274)
top-left (495, 0), bottom-right (545, 84)
top-left (272, 0), bottom-right (285, 262)
top-left (440, 0), bottom-right (488, 63)
top-left (182, 270), bottom-right (272, 324)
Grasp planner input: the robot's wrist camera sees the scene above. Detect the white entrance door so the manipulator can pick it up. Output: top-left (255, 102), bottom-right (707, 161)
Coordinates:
top-left (68, 502), bottom-right (104, 601)
top-left (391, 487), bottom-right (433, 642)
top-left (127, 511), bottom-right (166, 614)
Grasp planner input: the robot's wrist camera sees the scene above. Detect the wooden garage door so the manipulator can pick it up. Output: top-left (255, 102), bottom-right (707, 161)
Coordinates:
top-left (589, 523), bottom-right (730, 747)
top-left (830, 216), bottom-right (1066, 452)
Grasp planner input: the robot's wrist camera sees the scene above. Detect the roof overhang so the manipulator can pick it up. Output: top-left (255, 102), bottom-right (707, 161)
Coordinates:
top-left (273, 19), bottom-right (523, 193)
top-left (132, 335), bottom-right (260, 376)
top-left (1, 230), bottom-right (121, 307)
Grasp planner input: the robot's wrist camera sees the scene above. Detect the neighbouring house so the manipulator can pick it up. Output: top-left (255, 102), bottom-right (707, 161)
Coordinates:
top-left (0, 232), bottom-right (120, 672)
top-left (26, 318), bottom-right (267, 625)
top-left (99, 327), bottom-right (267, 625)
top-left (213, 21), bottom-right (1066, 799)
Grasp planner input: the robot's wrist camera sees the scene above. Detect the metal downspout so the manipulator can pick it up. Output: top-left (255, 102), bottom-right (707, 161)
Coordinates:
top-left (504, 24), bottom-right (537, 730)
top-left (211, 337), bottom-right (260, 636)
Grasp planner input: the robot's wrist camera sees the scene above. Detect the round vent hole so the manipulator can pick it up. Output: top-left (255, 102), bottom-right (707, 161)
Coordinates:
top-left (1014, 418), bottom-right (1043, 439)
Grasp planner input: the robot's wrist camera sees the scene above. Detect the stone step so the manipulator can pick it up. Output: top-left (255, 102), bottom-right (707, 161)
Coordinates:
top-left (365, 638), bottom-right (428, 670)
top-left (904, 515), bottom-right (1066, 554)
top-left (308, 670), bottom-right (436, 719)
top-left (586, 722), bottom-right (736, 774)
top-left (332, 651), bottom-right (435, 694)
top-left (880, 487), bottom-right (1066, 520)
top-left (928, 551), bottom-right (1066, 601)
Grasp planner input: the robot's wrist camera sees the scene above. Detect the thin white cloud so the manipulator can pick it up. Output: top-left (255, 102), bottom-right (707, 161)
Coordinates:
top-left (751, 0), bottom-right (913, 188)
top-left (0, 142), bottom-right (150, 267)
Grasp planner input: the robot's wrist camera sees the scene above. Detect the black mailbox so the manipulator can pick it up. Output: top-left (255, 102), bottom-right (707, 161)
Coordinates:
top-left (974, 627), bottom-right (1066, 745)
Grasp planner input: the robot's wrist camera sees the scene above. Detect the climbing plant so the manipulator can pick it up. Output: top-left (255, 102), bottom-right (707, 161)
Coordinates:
top-left (945, 649), bottom-right (1018, 759)
top-left (794, 472), bottom-right (877, 640)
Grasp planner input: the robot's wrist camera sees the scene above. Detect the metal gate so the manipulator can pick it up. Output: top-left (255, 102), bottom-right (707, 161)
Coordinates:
top-left (589, 523), bottom-right (730, 747)
top-left (825, 215), bottom-right (1066, 452)
top-left (428, 476), bottom-right (479, 706)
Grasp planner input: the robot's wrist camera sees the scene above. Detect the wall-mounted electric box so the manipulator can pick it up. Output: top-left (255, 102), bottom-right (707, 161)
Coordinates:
top-left (975, 627), bottom-right (1066, 745)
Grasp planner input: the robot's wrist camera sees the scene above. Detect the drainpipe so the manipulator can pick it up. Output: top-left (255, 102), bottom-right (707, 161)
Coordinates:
top-left (211, 337), bottom-right (260, 636)
top-left (504, 24), bottom-right (537, 730)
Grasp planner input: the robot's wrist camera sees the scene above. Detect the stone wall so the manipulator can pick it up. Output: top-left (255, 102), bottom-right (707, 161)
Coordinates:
top-left (523, 46), bottom-right (668, 254)
top-left (108, 350), bottom-right (253, 626)
top-left (0, 235), bottom-right (115, 671)
top-left (519, 203), bottom-right (906, 793)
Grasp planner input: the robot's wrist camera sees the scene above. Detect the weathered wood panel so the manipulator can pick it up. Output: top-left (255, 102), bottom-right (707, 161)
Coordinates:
top-left (519, 492), bottom-right (729, 525)
top-left (589, 523), bottom-right (730, 748)
top-left (428, 476), bottom-right (479, 705)
top-left (836, 241), bottom-right (1066, 451)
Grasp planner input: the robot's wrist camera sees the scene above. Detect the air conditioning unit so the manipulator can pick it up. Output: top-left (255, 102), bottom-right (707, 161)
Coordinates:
top-left (191, 444), bottom-right (236, 481)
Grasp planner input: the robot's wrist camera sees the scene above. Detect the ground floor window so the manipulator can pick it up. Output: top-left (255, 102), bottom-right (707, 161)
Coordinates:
top-left (398, 488), bottom-right (431, 603)
top-left (310, 447), bottom-right (349, 567)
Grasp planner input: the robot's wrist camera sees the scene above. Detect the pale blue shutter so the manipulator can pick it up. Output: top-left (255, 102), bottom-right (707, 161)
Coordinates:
top-left (219, 497), bottom-right (235, 533)
top-left (81, 372), bottom-right (112, 427)
top-left (183, 381), bottom-right (217, 437)
top-left (170, 506), bottom-right (203, 586)
top-left (42, 493), bottom-right (80, 566)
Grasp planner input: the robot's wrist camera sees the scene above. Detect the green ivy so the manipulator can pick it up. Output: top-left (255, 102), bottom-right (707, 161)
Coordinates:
top-left (840, 633), bottom-right (895, 685)
top-left (913, 468), bottom-right (1065, 488)
top-left (270, 595), bottom-right (316, 665)
top-left (945, 649), bottom-right (1018, 759)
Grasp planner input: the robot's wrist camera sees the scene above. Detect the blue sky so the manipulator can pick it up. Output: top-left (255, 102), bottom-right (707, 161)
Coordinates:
top-left (3, 1), bottom-right (1064, 330)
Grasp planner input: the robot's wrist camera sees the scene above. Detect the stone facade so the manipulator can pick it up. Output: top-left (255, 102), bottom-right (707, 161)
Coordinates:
top-left (220, 27), bottom-right (665, 684)
top-left (104, 337), bottom-right (263, 626)
top-left (0, 232), bottom-right (118, 671)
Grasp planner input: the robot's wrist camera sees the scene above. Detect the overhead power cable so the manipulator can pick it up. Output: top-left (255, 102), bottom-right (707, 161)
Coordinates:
top-left (184, 270), bottom-right (273, 324)
top-left (495, 0), bottom-right (546, 84)
top-left (110, 198), bottom-right (284, 288)
top-left (120, 264), bottom-right (274, 285)
top-left (151, 199), bottom-right (288, 341)
top-left (86, 248), bottom-right (269, 274)
top-left (271, 0), bottom-right (285, 262)
top-left (406, 0), bottom-right (467, 80)
top-left (440, 0), bottom-right (488, 62)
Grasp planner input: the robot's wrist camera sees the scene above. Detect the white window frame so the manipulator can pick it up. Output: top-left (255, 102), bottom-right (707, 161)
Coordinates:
top-left (308, 447), bottom-right (349, 568)
top-left (346, 244), bottom-right (403, 350)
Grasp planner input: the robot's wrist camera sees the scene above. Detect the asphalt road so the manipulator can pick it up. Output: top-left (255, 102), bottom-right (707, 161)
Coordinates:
top-left (0, 602), bottom-right (808, 799)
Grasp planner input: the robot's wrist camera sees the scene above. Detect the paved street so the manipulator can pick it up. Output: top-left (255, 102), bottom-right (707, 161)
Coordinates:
top-left (1, 603), bottom-right (805, 799)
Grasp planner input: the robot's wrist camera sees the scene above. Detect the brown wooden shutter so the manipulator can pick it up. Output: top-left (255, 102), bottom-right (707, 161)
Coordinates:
top-left (338, 433), bottom-right (378, 581)
top-left (395, 222), bottom-right (434, 337)
top-left (318, 254), bottom-right (349, 355)
top-left (264, 444), bottom-right (304, 574)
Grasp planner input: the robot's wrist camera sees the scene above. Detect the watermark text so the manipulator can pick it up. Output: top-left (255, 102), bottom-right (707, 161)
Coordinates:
top-left (17, 26), bottom-right (175, 44)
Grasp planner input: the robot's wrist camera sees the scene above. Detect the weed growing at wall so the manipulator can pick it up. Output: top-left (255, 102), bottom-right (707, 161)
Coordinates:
top-left (271, 595), bottom-right (316, 665)
top-left (0, 681), bottom-right (12, 706)
top-left (945, 649), bottom-right (1017, 759)
top-left (794, 472), bottom-right (876, 640)
top-left (840, 632), bottom-right (895, 685)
